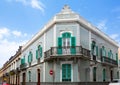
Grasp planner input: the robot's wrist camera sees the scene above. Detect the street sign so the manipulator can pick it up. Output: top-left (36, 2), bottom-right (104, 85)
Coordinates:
top-left (49, 69), bottom-right (53, 75)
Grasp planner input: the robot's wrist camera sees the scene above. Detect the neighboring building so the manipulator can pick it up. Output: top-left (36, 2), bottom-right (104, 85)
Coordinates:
top-left (0, 5), bottom-right (119, 85)
top-left (0, 46), bottom-right (22, 85)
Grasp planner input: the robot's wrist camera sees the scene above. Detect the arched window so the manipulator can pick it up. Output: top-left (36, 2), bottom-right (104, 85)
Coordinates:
top-left (101, 46), bottom-right (106, 57)
top-left (91, 41), bottom-right (98, 56)
top-left (57, 32), bottom-right (76, 54)
top-left (108, 50), bottom-right (113, 59)
top-left (36, 45), bottom-right (42, 59)
top-left (28, 71), bottom-right (31, 82)
top-left (28, 51), bottom-right (33, 63)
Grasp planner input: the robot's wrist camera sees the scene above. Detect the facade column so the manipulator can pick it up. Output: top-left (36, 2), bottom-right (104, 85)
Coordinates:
top-left (89, 31), bottom-right (91, 50)
top-left (89, 66), bottom-right (93, 82)
top-left (53, 25), bottom-right (56, 47)
top-left (77, 24), bottom-right (80, 46)
top-left (43, 33), bottom-right (46, 82)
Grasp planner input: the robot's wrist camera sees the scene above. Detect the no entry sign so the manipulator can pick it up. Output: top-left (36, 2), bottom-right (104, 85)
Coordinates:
top-left (49, 69), bottom-right (53, 75)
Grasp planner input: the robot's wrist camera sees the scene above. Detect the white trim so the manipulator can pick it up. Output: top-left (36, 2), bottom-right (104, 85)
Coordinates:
top-left (53, 25), bottom-right (56, 47)
top-left (60, 61), bottom-right (73, 82)
top-left (77, 24), bottom-right (80, 46)
top-left (43, 62), bottom-right (45, 82)
top-left (43, 33), bottom-right (46, 52)
top-left (89, 31), bottom-right (91, 50)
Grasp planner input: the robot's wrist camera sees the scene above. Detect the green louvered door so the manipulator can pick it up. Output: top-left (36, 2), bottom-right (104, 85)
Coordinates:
top-left (62, 64), bottom-right (71, 81)
top-left (71, 37), bottom-right (76, 54)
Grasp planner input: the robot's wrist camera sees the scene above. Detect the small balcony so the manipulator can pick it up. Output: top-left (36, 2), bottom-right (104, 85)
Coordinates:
top-left (44, 46), bottom-right (90, 61)
top-left (16, 67), bottom-right (21, 73)
top-left (10, 69), bottom-right (16, 75)
top-left (20, 63), bottom-right (27, 70)
top-left (101, 56), bottom-right (118, 66)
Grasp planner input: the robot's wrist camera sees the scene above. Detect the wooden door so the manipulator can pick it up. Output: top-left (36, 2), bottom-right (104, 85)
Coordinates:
top-left (37, 69), bottom-right (40, 85)
top-left (23, 73), bottom-right (26, 85)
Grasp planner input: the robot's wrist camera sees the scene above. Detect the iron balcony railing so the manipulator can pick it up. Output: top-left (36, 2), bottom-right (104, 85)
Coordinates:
top-left (20, 63), bottom-right (27, 70)
top-left (44, 46), bottom-right (90, 59)
top-left (101, 56), bottom-right (118, 66)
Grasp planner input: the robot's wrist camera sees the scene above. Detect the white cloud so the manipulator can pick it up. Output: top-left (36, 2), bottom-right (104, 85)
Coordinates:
top-left (14, 0), bottom-right (45, 12)
top-left (110, 34), bottom-right (119, 40)
top-left (110, 34), bottom-right (120, 46)
top-left (97, 19), bottom-right (107, 32)
top-left (0, 27), bottom-right (10, 39)
top-left (12, 30), bottom-right (22, 37)
top-left (0, 27), bottom-right (30, 68)
top-left (31, 0), bottom-right (44, 12)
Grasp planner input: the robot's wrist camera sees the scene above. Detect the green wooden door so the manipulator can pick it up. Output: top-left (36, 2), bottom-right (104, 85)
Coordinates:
top-left (62, 64), bottom-right (71, 81)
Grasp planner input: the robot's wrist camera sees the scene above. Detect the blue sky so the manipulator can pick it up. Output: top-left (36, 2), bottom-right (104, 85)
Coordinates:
top-left (0, 0), bottom-right (120, 67)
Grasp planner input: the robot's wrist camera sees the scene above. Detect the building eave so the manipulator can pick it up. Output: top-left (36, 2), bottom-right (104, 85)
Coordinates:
top-left (22, 15), bottom-right (119, 53)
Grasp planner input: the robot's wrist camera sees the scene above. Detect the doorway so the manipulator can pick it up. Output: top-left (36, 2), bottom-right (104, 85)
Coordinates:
top-left (22, 73), bottom-right (26, 85)
top-left (37, 69), bottom-right (40, 85)
top-left (110, 70), bottom-right (113, 81)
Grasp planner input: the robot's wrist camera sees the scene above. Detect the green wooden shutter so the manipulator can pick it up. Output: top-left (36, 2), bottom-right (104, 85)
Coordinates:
top-left (28, 55), bottom-right (30, 63)
top-left (57, 37), bottom-right (62, 54)
top-left (21, 59), bottom-right (23, 64)
top-left (103, 69), bottom-right (106, 81)
top-left (71, 37), bottom-right (76, 54)
top-left (96, 46), bottom-right (98, 56)
top-left (30, 52), bottom-right (32, 62)
top-left (36, 50), bottom-right (38, 59)
top-left (40, 47), bottom-right (42, 58)
top-left (62, 64), bottom-right (66, 81)
top-left (67, 64), bottom-right (71, 81)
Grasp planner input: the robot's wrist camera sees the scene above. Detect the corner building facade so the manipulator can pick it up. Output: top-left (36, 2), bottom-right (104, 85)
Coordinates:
top-left (18, 5), bottom-right (119, 84)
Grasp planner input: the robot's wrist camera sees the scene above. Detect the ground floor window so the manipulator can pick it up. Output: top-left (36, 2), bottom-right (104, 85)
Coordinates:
top-left (28, 71), bottom-right (31, 82)
top-left (103, 69), bottom-right (106, 81)
top-left (93, 67), bottom-right (96, 81)
top-left (62, 64), bottom-right (71, 81)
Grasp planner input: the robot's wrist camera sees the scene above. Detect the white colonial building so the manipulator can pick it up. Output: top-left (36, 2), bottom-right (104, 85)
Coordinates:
top-left (0, 5), bottom-right (119, 85)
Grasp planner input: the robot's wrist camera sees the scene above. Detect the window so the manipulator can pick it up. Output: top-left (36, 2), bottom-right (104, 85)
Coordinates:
top-left (103, 69), bottom-right (106, 81)
top-left (93, 67), bottom-right (97, 81)
top-left (28, 51), bottom-right (33, 63)
top-left (108, 50), bottom-right (113, 59)
top-left (36, 45), bottom-right (42, 59)
top-left (101, 46), bottom-right (106, 57)
top-left (57, 32), bottom-right (76, 54)
top-left (28, 71), bottom-right (31, 82)
top-left (62, 64), bottom-right (71, 82)
top-left (117, 71), bottom-right (119, 79)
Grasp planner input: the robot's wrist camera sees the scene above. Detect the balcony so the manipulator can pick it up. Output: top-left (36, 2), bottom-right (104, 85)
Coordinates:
top-left (16, 67), bottom-right (21, 73)
top-left (44, 46), bottom-right (90, 61)
top-left (20, 63), bottom-right (27, 70)
top-left (10, 69), bottom-right (16, 75)
top-left (101, 56), bottom-right (118, 66)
